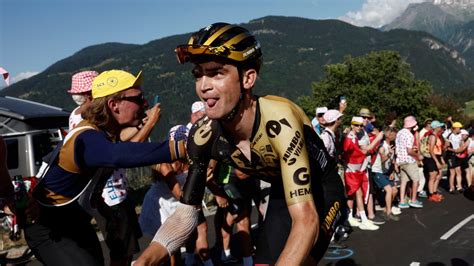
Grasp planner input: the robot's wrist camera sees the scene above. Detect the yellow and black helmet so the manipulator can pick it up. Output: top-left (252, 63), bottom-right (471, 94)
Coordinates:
top-left (175, 23), bottom-right (262, 69)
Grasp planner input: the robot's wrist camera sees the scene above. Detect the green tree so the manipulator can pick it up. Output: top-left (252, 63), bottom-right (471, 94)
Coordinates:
top-left (298, 50), bottom-right (440, 126)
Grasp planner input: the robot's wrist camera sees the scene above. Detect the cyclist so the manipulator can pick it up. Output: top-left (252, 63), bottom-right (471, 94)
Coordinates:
top-left (136, 22), bottom-right (346, 265)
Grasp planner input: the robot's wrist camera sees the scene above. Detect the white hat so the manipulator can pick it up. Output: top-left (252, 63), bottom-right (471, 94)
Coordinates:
top-left (315, 106), bottom-right (328, 115)
top-left (191, 101), bottom-right (205, 114)
top-left (323, 110), bottom-right (343, 123)
top-left (351, 116), bottom-right (364, 125)
top-left (460, 129), bottom-right (469, 135)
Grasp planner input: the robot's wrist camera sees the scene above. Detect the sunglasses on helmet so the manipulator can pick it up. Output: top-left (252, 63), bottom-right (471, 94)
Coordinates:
top-left (176, 44), bottom-right (258, 64)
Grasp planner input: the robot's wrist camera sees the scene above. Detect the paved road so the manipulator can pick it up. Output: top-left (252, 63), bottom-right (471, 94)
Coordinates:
top-left (321, 188), bottom-right (474, 266)
top-left (23, 184), bottom-right (474, 265)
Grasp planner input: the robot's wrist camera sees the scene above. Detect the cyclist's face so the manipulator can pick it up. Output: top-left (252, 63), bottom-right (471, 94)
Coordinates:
top-left (192, 61), bottom-right (241, 120)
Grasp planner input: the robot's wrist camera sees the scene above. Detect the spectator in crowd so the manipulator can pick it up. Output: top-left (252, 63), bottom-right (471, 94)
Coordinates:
top-left (446, 122), bottom-right (464, 193)
top-left (312, 106), bottom-right (328, 135)
top-left (66, 70), bottom-right (158, 266)
top-left (422, 120), bottom-right (446, 202)
top-left (457, 129), bottom-right (471, 188)
top-left (442, 119), bottom-right (453, 140)
top-left (384, 111), bottom-right (398, 129)
top-left (25, 70), bottom-right (187, 266)
top-left (468, 129), bottom-right (474, 187)
top-left (414, 125), bottom-right (427, 199)
top-left (67, 71), bottom-right (99, 131)
top-left (359, 108), bottom-right (374, 131)
top-left (343, 117), bottom-right (383, 230)
top-left (396, 116), bottom-right (423, 209)
top-left (372, 126), bottom-right (399, 221)
top-left (210, 162), bottom-right (253, 266)
top-left (139, 125), bottom-right (189, 266)
top-left (365, 123), bottom-right (388, 225)
top-left (419, 118), bottom-right (434, 199)
top-left (419, 118), bottom-right (433, 141)
top-left (320, 109), bottom-right (343, 159)
top-left (187, 101), bottom-right (206, 131)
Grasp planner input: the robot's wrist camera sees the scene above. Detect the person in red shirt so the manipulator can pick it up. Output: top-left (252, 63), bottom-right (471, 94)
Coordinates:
top-left (343, 117), bottom-right (383, 231)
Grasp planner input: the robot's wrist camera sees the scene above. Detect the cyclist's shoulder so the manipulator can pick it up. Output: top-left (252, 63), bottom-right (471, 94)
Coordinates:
top-left (259, 95), bottom-right (302, 112)
top-left (258, 95), bottom-right (309, 125)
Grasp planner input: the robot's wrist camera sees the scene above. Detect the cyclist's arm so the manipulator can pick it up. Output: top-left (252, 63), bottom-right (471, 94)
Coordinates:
top-left (268, 112), bottom-right (318, 264)
top-left (278, 200), bottom-right (318, 265)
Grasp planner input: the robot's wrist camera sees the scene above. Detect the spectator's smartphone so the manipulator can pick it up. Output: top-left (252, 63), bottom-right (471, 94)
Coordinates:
top-left (153, 95), bottom-right (160, 105)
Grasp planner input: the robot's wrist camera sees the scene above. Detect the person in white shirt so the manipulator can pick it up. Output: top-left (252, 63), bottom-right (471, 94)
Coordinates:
top-left (372, 127), bottom-right (400, 221)
top-left (446, 122), bottom-right (463, 193)
top-left (320, 109), bottom-right (343, 158)
top-left (395, 116), bottom-right (423, 209)
top-left (312, 106), bottom-right (328, 135)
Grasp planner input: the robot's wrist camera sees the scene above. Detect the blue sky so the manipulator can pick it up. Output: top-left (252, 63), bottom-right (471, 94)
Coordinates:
top-left (0, 0), bottom-right (426, 86)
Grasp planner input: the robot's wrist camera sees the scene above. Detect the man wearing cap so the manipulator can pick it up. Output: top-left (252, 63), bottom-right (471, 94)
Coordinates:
top-left (422, 120), bottom-right (446, 202)
top-left (446, 122), bottom-right (464, 193)
top-left (25, 70), bottom-right (187, 266)
top-left (320, 110), bottom-right (343, 159)
top-left (312, 106), bottom-right (328, 135)
top-left (419, 118), bottom-right (433, 142)
top-left (67, 71), bottom-right (99, 130)
top-left (343, 117), bottom-right (384, 230)
top-left (359, 108), bottom-right (375, 131)
top-left (395, 116), bottom-right (423, 208)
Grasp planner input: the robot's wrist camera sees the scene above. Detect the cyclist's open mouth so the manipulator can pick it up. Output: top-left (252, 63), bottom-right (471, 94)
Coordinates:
top-left (205, 98), bottom-right (218, 109)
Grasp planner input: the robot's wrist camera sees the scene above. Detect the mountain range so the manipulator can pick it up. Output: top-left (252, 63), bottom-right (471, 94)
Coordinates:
top-left (2, 16), bottom-right (473, 139)
top-left (383, 0), bottom-right (474, 68)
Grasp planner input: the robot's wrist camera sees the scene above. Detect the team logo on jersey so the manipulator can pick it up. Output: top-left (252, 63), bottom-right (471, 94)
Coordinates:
top-left (322, 201), bottom-right (341, 233)
top-left (282, 130), bottom-right (303, 165)
top-left (293, 167), bottom-right (310, 185)
top-left (266, 118), bottom-right (291, 138)
top-left (193, 121), bottom-right (212, 146)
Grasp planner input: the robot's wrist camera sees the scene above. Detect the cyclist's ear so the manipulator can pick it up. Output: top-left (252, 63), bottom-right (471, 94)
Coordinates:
top-left (241, 68), bottom-right (257, 90)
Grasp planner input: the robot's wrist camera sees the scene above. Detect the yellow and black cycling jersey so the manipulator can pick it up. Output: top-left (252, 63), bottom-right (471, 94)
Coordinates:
top-left (183, 95), bottom-right (342, 207)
